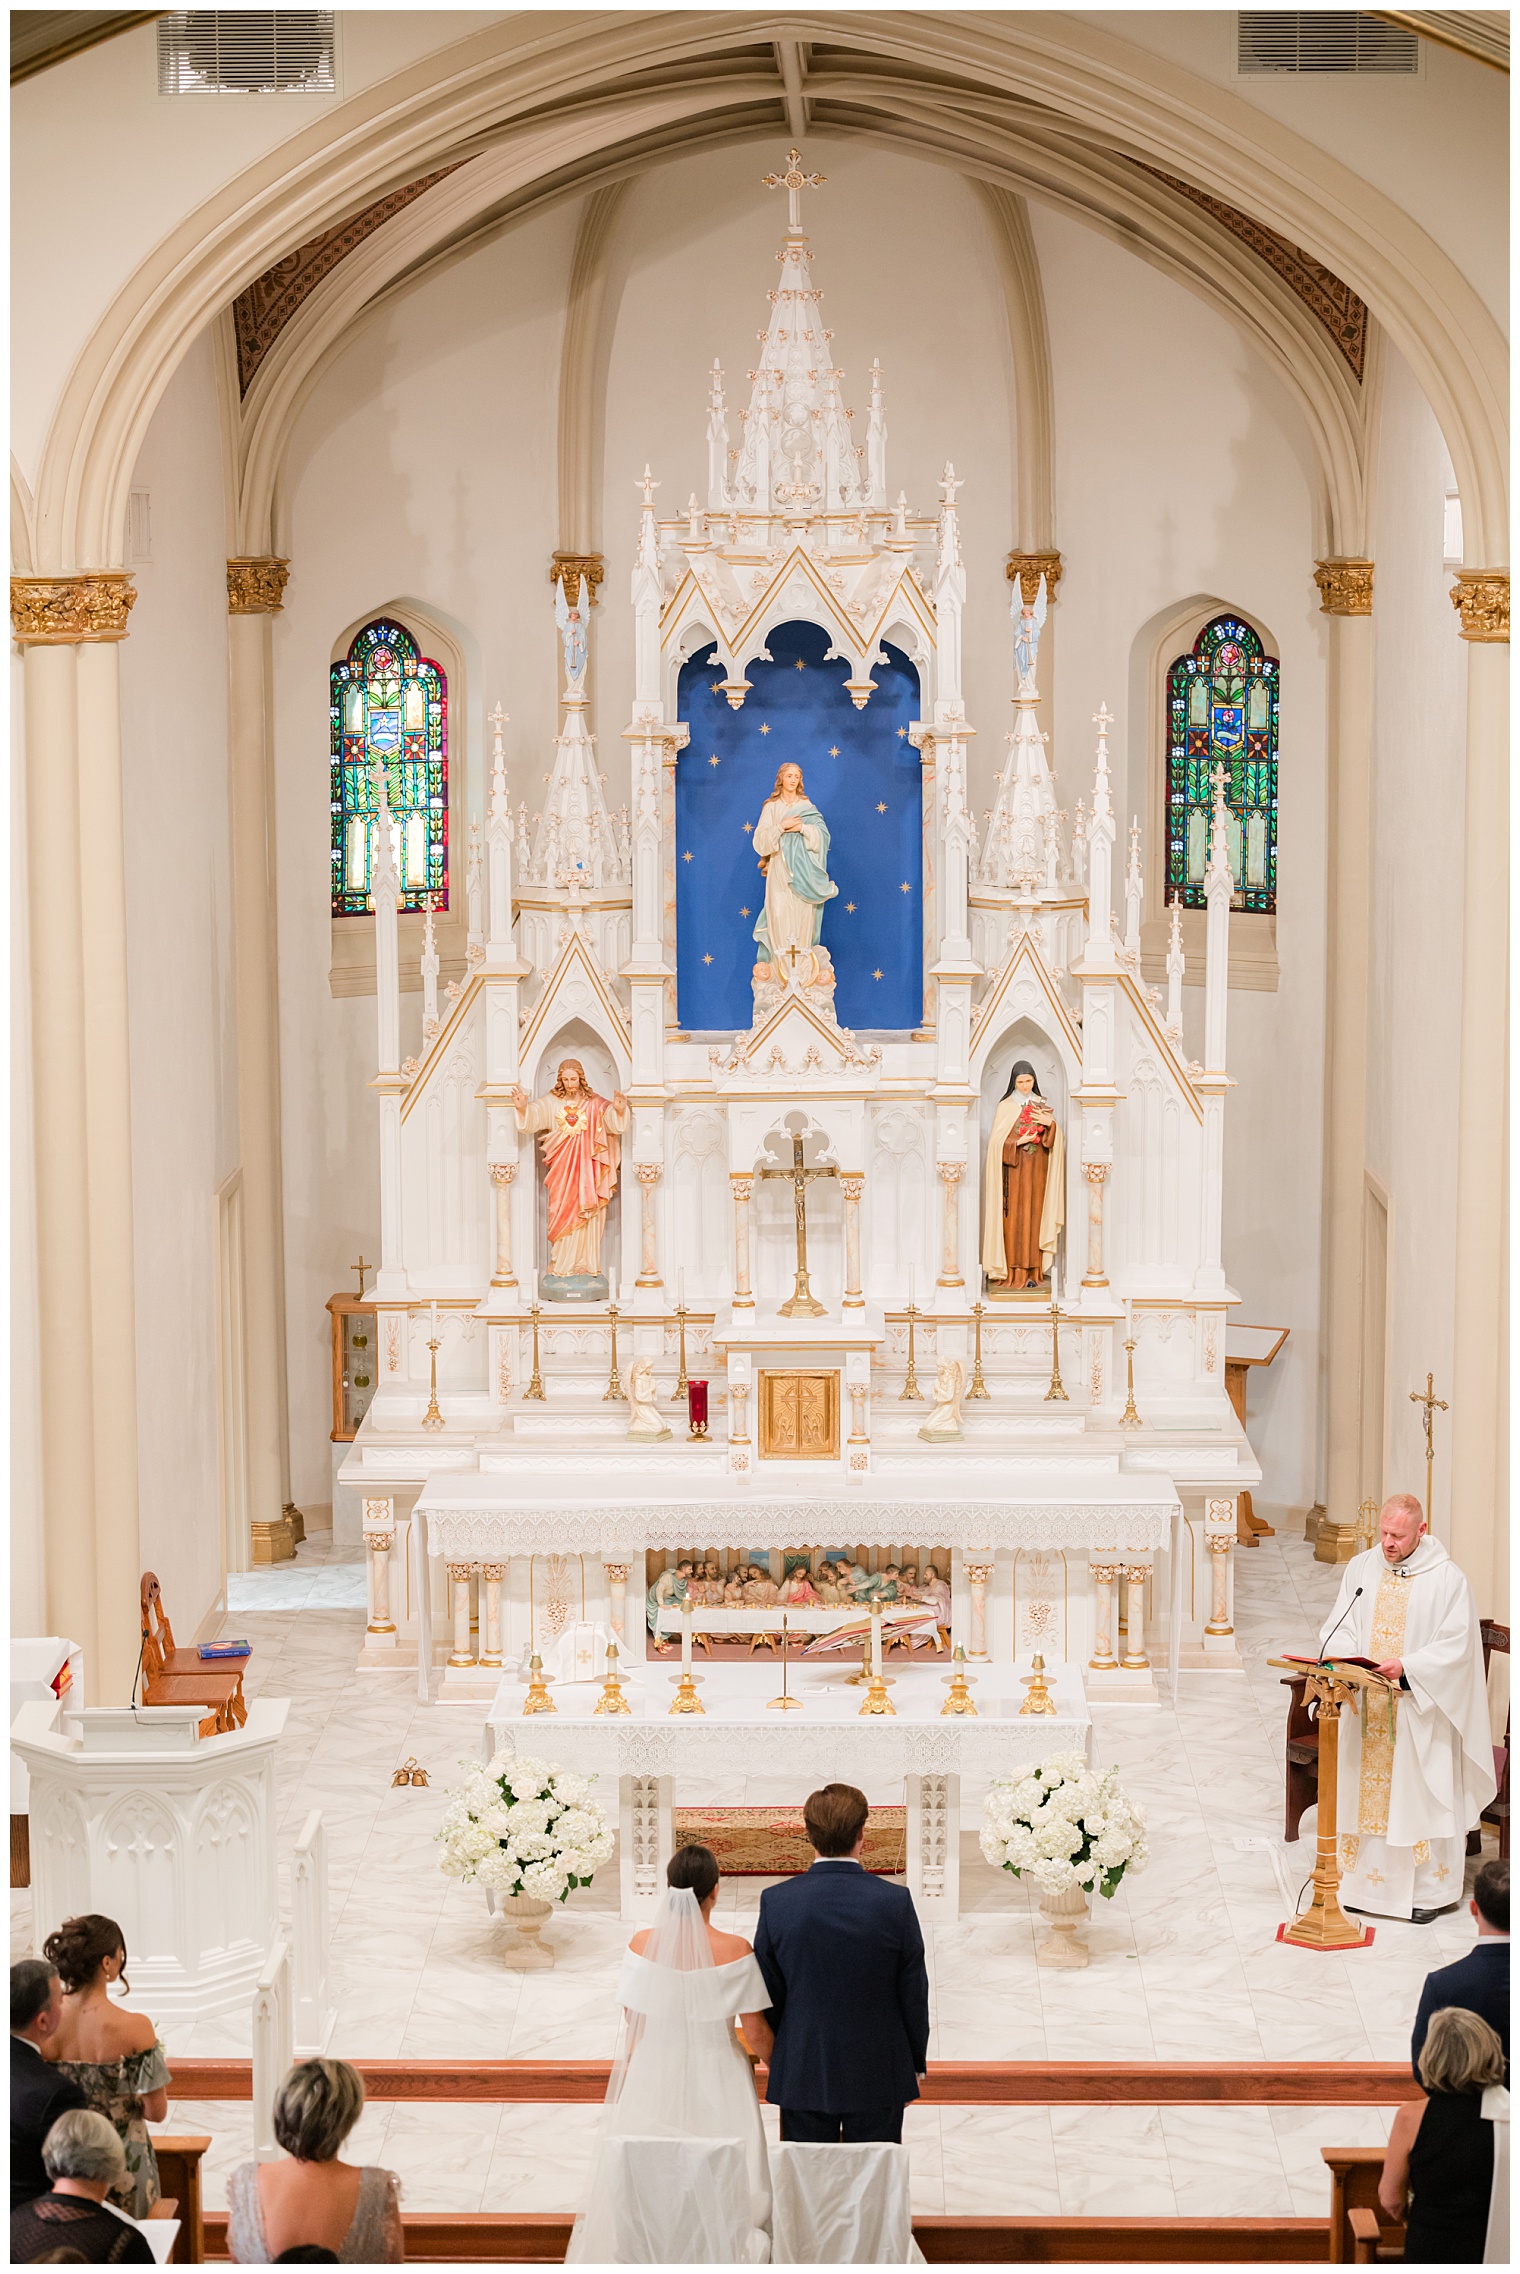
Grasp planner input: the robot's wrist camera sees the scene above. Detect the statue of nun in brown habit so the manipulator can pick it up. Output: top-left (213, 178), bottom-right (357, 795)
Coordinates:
top-left (980, 1060), bottom-right (1066, 1292)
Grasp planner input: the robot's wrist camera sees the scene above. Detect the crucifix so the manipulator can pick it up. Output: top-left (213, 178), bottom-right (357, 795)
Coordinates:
top-left (759, 1134), bottom-right (838, 1319)
top-left (1409, 1371), bottom-right (1448, 1528)
top-left (762, 147), bottom-right (826, 234)
top-left (351, 1254), bottom-right (370, 1299)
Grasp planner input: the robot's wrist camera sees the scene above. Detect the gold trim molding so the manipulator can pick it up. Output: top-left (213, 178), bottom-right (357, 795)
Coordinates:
top-left (1313, 559), bottom-right (1374, 617)
top-left (1450, 571), bottom-right (1509, 643)
top-left (1006, 551), bottom-right (1064, 604)
top-left (550, 553), bottom-right (605, 606)
top-left (11, 573), bottom-right (136, 644)
top-left (227, 557), bottom-right (291, 615)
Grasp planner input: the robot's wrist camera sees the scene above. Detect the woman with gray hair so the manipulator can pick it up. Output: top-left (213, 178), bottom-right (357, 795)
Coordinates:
top-left (226, 2059), bottom-right (403, 2262)
top-left (9, 2108), bottom-right (155, 2263)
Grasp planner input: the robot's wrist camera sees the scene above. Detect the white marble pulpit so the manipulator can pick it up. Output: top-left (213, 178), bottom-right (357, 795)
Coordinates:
top-left (11, 1698), bottom-right (289, 2020)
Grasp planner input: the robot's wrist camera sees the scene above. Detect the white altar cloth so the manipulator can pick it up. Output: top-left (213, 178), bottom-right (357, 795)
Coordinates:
top-left (653, 1607), bottom-right (935, 1638)
top-left (484, 1660), bottom-right (1089, 1919)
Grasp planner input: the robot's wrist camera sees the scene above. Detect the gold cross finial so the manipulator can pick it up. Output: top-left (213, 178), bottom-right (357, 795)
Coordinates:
top-left (762, 148), bottom-right (825, 232)
top-left (351, 1254), bottom-right (370, 1298)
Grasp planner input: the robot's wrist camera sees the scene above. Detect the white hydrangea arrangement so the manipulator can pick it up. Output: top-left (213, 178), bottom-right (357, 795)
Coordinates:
top-left (980, 1752), bottom-right (1148, 1901)
top-left (436, 1752), bottom-right (614, 1903)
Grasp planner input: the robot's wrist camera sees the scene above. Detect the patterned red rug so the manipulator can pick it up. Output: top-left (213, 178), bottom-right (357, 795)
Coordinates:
top-left (671, 1805), bottom-right (906, 1876)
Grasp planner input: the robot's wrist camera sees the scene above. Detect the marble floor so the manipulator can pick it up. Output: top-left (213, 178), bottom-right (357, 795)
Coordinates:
top-left (17, 1525), bottom-right (1491, 2218)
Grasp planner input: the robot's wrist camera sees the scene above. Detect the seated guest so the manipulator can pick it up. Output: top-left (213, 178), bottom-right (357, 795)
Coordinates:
top-left (43, 1918), bottom-right (168, 2217)
top-left (1381, 2006), bottom-right (1505, 2262)
top-left (1412, 1860), bottom-right (1509, 2083)
top-left (11, 1961), bottom-right (87, 2210)
top-left (227, 2059), bottom-right (402, 2263)
top-left (10, 2109), bottom-right (154, 2264)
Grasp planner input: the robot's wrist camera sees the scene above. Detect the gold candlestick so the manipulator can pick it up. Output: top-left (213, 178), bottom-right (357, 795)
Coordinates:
top-left (968, 1301), bottom-right (990, 1398)
top-left (521, 1653), bottom-right (556, 1715)
top-left (768, 1612), bottom-right (803, 1710)
top-left (1044, 1295), bottom-right (1069, 1403)
top-left (594, 1641), bottom-right (633, 1716)
top-left (602, 1303), bottom-right (623, 1402)
top-left (422, 1335), bottom-right (445, 1430)
top-left (524, 1303), bottom-right (545, 1400)
top-left (940, 1644), bottom-right (978, 1717)
top-left (669, 1668), bottom-right (705, 1714)
top-left (1119, 1336), bottom-right (1143, 1428)
top-left (900, 1302), bottom-right (922, 1400)
top-left (1019, 1652), bottom-right (1057, 1716)
top-left (859, 1672), bottom-right (897, 1716)
top-left (673, 1303), bottom-right (690, 1401)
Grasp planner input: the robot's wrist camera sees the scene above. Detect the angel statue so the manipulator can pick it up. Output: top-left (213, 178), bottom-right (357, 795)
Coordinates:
top-left (751, 761), bottom-right (838, 987)
top-left (624, 1357), bottom-right (671, 1444)
top-left (919, 1357), bottom-right (966, 1444)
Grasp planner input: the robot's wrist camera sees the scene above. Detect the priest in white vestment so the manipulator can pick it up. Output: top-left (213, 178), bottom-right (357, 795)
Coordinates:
top-left (1317, 1494), bottom-right (1495, 1923)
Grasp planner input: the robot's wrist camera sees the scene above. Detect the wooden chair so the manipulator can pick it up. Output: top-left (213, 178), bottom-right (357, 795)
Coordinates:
top-left (1480, 1618), bottom-right (1510, 1859)
top-left (140, 1573), bottom-right (246, 1734)
top-left (1282, 1672), bottom-right (1319, 1842)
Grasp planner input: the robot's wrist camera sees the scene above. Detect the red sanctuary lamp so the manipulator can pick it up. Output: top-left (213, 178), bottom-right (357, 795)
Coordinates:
top-left (687, 1380), bottom-right (709, 1441)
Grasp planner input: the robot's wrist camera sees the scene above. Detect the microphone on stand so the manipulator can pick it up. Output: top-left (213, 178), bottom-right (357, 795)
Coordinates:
top-left (1318, 1585), bottom-right (1364, 1664)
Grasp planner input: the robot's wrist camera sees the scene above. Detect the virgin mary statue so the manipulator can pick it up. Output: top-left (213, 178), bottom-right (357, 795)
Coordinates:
top-left (751, 761), bottom-right (838, 980)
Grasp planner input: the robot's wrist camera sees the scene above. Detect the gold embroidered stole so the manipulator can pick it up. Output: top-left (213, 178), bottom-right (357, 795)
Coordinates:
top-left (1355, 1570), bottom-right (1410, 1835)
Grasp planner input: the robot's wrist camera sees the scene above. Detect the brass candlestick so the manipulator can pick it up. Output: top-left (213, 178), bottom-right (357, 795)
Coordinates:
top-left (1119, 1337), bottom-right (1143, 1428)
top-left (1043, 1296), bottom-right (1069, 1403)
top-left (859, 1669), bottom-right (897, 1716)
top-left (900, 1302), bottom-right (923, 1400)
top-left (968, 1301), bottom-right (990, 1399)
top-left (672, 1303), bottom-right (690, 1401)
top-left (602, 1303), bottom-right (623, 1401)
top-left (521, 1653), bottom-right (556, 1715)
top-left (1019, 1653), bottom-right (1057, 1716)
top-left (940, 1645), bottom-right (978, 1717)
top-left (524, 1303), bottom-right (545, 1400)
top-left (594, 1641), bottom-right (633, 1716)
top-left (669, 1668), bottom-right (705, 1714)
top-left (768, 1613), bottom-right (803, 1710)
top-left (422, 1336), bottom-right (445, 1430)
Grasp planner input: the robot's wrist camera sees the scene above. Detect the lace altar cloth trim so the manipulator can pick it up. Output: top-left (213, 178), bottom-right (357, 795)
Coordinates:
top-left (483, 1711), bottom-right (1091, 1778)
top-left (421, 1498), bottom-right (1171, 1560)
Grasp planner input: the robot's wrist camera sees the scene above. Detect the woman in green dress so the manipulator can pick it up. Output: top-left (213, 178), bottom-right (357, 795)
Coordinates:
top-left (42, 1914), bottom-right (169, 2218)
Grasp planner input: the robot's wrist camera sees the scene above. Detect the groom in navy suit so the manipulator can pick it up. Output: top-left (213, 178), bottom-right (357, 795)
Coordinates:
top-left (753, 1782), bottom-right (930, 2143)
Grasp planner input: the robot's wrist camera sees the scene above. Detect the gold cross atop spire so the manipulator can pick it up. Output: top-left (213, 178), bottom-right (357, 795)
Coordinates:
top-left (763, 148), bottom-right (825, 233)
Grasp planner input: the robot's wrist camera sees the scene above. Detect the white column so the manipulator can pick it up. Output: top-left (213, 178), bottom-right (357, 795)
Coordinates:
top-left (937, 1162), bottom-right (964, 1287)
top-left (365, 1531), bottom-right (396, 1641)
top-left (479, 1564), bottom-right (504, 1667)
top-left (1450, 576), bottom-right (1508, 1608)
top-left (636, 1164), bottom-right (662, 1289)
top-left (1083, 1164), bottom-right (1109, 1288)
top-left (731, 1174), bottom-right (755, 1312)
top-left (1205, 1537), bottom-right (1234, 1639)
top-left (905, 1771), bottom-right (960, 1920)
top-left (490, 1163), bottom-right (517, 1289)
top-left (484, 704), bottom-right (516, 970)
top-left (604, 1562), bottom-right (630, 1645)
top-left (1121, 1563), bottom-right (1150, 1670)
top-left (841, 1175), bottom-right (865, 1310)
top-left (619, 1772), bottom-right (674, 1922)
top-left (1088, 1562), bottom-right (1119, 1670)
top-left (446, 1563), bottom-right (475, 1667)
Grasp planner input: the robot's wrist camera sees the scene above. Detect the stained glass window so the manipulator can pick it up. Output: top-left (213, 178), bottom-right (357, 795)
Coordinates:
top-left (330, 618), bottom-right (447, 916)
top-left (1165, 615), bottom-right (1278, 914)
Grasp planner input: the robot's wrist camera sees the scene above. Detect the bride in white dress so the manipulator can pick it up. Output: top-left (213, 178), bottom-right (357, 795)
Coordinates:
top-left (568, 1845), bottom-right (774, 2263)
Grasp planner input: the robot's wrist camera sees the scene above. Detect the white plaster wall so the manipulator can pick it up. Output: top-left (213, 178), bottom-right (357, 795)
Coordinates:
top-left (597, 141), bottom-right (1019, 814)
top-left (11, 651), bottom-right (46, 1633)
top-left (1364, 342), bottom-right (1467, 1530)
top-left (118, 330), bottom-right (240, 1635)
top-left (1033, 200), bottom-right (1327, 1519)
top-left (274, 200), bottom-right (577, 1502)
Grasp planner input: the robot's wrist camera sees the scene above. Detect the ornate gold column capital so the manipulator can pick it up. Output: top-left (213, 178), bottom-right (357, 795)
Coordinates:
top-left (227, 557), bottom-right (291, 614)
top-left (1312, 558), bottom-right (1374, 616)
top-left (1450, 570), bottom-right (1509, 643)
top-left (550, 552), bottom-right (605, 607)
top-left (11, 573), bottom-right (136, 644)
top-left (1005, 550), bottom-right (1063, 604)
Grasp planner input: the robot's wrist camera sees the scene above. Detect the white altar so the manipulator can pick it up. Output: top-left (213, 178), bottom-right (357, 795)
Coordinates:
top-left (338, 158), bottom-right (1258, 1735)
top-left (485, 1658), bottom-right (1090, 1921)
top-left (10, 1697), bottom-right (289, 2020)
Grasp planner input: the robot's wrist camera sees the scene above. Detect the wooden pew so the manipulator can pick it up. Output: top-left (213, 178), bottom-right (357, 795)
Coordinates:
top-left (153, 2135), bottom-right (208, 2264)
top-left (1349, 2204), bottom-right (1406, 2262)
top-left (1322, 2145), bottom-right (1390, 2262)
top-left (141, 1573), bottom-right (246, 1733)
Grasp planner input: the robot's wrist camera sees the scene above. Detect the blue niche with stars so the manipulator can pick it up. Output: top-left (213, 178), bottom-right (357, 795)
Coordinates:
top-left (675, 619), bottom-right (923, 1031)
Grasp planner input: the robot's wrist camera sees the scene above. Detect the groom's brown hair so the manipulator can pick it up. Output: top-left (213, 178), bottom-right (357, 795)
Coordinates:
top-left (805, 1783), bottom-right (869, 1856)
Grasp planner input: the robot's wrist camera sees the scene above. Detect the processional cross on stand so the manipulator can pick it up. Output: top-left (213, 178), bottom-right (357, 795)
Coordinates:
top-left (1409, 1371), bottom-right (1448, 1526)
top-left (760, 1135), bottom-right (838, 1320)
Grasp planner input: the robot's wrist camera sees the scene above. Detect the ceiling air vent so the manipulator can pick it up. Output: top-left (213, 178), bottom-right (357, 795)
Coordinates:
top-left (1238, 12), bottom-right (1421, 72)
top-left (158, 11), bottom-right (335, 94)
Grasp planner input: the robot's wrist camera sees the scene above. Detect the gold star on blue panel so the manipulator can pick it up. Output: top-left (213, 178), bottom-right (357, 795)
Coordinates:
top-left (742, 821), bottom-right (753, 834)
top-left (702, 952), bottom-right (714, 965)
top-left (759, 722), bottom-right (771, 735)
top-left (900, 881), bottom-right (912, 893)
top-left (873, 968), bottom-right (884, 981)
top-left (740, 906), bottom-right (751, 918)
top-left (709, 680), bottom-right (722, 694)
top-left (708, 754), bottom-right (720, 767)
top-left (845, 902), bottom-right (857, 914)
top-left (795, 659), bottom-right (806, 671)
top-left (829, 745), bottom-right (840, 757)
top-left (897, 726), bottom-right (908, 739)
top-left (876, 801), bottom-right (887, 814)
top-left (682, 850), bottom-right (694, 862)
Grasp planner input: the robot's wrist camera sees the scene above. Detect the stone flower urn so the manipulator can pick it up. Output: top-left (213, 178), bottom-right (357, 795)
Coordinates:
top-left (501, 1892), bottom-right (556, 1970)
top-left (1035, 1878), bottom-right (1091, 1969)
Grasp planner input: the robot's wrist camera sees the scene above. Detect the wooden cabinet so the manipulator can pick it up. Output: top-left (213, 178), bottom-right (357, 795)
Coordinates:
top-left (326, 1297), bottom-right (379, 1441)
